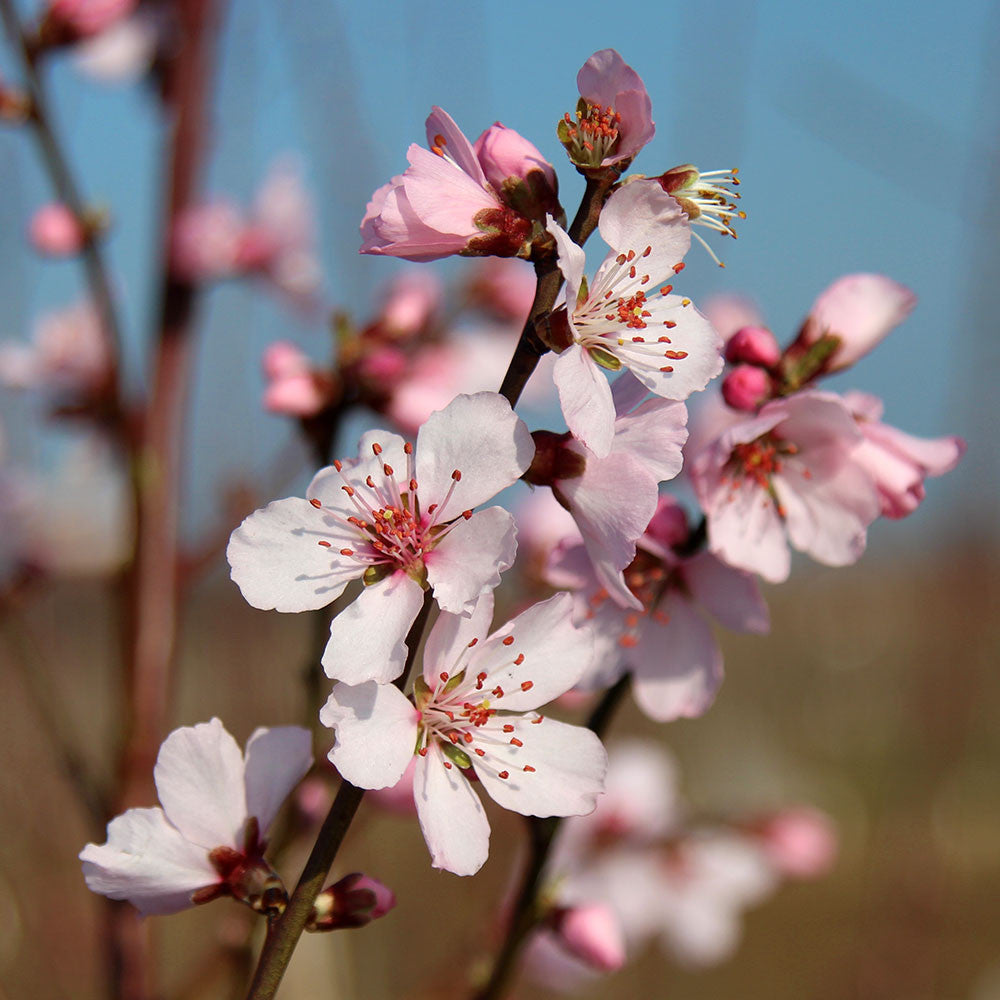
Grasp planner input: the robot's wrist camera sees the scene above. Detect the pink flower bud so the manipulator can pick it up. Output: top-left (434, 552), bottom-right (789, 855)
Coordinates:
top-left (29, 203), bottom-right (85, 257)
top-left (308, 872), bottom-right (396, 931)
top-left (552, 904), bottom-right (626, 972)
top-left (722, 365), bottom-right (771, 411)
top-left (376, 271), bottom-right (441, 338)
top-left (725, 325), bottom-right (780, 367)
top-left (261, 342), bottom-right (333, 417)
top-left (474, 123), bottom-right (558, 198)
top-left (358, 345), bottom-right (408, 385)
top-left (262, 340), bottom-right (309, 380)
top-left (645, 495), bottom-right (690, 549)
top-left (47, 0), bottom-right (136, 38)
top-left (757, 808), bottom-right (837, 879)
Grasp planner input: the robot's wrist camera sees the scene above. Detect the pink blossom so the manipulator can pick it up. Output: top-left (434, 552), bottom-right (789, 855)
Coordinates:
top-left (169, 201), bottom-right (245, 280)
top-left (0, 299), bottom-right (110, 396)
top-left (721, 364), bottom-right (771, 411)
top-left (844, 391), bottom-right (965, 518)
top-left (261, 341), bottom-right (334, 418)
top-left (227, 393), bottom-right (534, 685)
top-left (321, 592), bottom-right (607, 876)
top-left (560, 49), bottom-right (654, 169)
top-left (466, 258), bottom-right (537, 323)
top-left (46, 0), bottom-right (136, 38)
top-left (754, 807), bottom-right (837, 879)
top-left (725, 325), bottom-right (781, 368)
top-left (526, 373), bottom-right (688, 609)
top-left (360, 107), bottom-right (538, 262)
top-left (796, 273), bottom-right (916, 372)
top-left (374, 270), bottom-right (442, 339)
top-left (80, 719), bottom-right (312, 915)
top-left (547, 497), bottom-right (768, 722)
top-left (547, 181), bottom-right (723, 458)
top-left (28, 203), bottom-right (85, 256)
top-left (689, 390), bottom-right (880, 583)
top-left (550, 904), bottom-right (626, 972)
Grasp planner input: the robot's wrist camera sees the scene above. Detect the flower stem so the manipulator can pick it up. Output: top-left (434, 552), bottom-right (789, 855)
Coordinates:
top-left (244, 590), bottom-right (434, 1000)
top-left (470, 675), bottom-right (630, 1000)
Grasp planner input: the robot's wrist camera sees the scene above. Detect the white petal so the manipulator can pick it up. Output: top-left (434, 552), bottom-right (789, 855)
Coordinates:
top-left (422, 591), bottom-right (495, 687)
top-left (80, 808), bottom-right (217, 916)
top-left (474, 716), bottom-right (607, 818)
top-left (468, 592), bottom-right (595, 711)
top-left (414, 743), bottom-right (490, 876)
top-left (320, 681), bottom-right (418, 789)
top-left (425, 506), bottom-right (517, 614)
top-left (415, 392), bottom-right (534, 514)
top-left (546, 216), bottom-right (586, 307)
top-left (705, 479), bottom-right (790, 584)
top-left (154, 719), bottom-right (247, 850)
top-left (322, 572), bottom-right (426, 684)
top-left (611, 397), bottom-right (688, 482)
top-left (554, 344), bottom-right (615, 458)
top-left (243, 727), bottom-right (314, 834)
top-left (227, 497), bottom-right (358, 612)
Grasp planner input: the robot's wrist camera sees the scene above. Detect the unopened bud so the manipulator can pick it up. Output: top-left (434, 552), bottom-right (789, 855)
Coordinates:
top-left (645, 496), bottom-right (690, 549)
top-left (522, 430), bottom-right (586, 487)
top-left (549, 903), bottom-right (626, 973)
top-left (722, 365), bottom-right (771, 412)
top-left (307, 872), bottom-right (396, 931)
top-left (29, 203), bottom-right (86, 256)
top-left (725, 325), bottom-right (781, 368)
top-left (755, 808), bottom-right (837, 879)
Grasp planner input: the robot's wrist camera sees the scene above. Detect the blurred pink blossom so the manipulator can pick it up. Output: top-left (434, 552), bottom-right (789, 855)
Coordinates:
top-left (46, 0), bottom-right (136, 39)
top-left (550, 904), bottom-right (626, 972)
top-left (754, 807), bottom-right (838, 879)
top-left (29, 203), bottom-right (85, 256)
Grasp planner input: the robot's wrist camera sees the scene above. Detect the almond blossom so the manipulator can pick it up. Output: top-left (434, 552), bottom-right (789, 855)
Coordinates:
top-left (688, 390), bottom-right (880, 583)
top-left (547, 180), bottom-right (723, 458)
top-left (80, 719), bottom-right (312, 916)
top-left (320, 591), bottom-right (607, 876)
top-left (360, 107), bottom-right (555, 262)
top-left (547, 497), bottom-right (768, 722)
top-left (524, 372), bottom-right (688, 609)
top-left (227, 392), bottom-right (535, 685)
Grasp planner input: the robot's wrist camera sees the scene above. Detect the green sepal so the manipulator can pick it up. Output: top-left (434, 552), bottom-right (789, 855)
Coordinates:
top-left (413, 675), bottom-right (432, 710)
top-left (442, 743), bottom-right (473, 769)
top-left (362, 564), bottom-right (394, 587)
top-left (576, 275), bottom-right (589, 307)
top-left (442, 669), bottom-right (466, 696)
top-left (588, 346), bottom-right (623, 371)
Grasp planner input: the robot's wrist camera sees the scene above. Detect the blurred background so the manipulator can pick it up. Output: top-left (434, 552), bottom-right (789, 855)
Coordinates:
top-left (0, 0), bottom-right (997, 997)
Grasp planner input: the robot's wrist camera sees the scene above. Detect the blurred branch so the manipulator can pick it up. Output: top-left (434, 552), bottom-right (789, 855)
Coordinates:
top-left (0, 0), bottom-right (127, 425)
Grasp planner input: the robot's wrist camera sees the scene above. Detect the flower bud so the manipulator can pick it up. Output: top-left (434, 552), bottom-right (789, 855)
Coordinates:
top-left (722, 365), bottom-right (771, 411)
top-left (645, 495), bottom-right (690, 549)
top-left (474, 123), bottom-right (560, 221)
top-left (522, 430), bottom-right (586, 488)
top-left (307, 872), bottom-right (396, 931)
top-left (29, 203), bottom-right (85, 257)
top-left (550, 904), bottom-right (626, 972)
top-left (755, 808), bottom-right (837, 879)
top-left (725, 325), bottom-right (780, 368)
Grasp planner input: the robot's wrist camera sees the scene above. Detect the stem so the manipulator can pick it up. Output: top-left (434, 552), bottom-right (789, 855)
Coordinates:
top-left (0, 0), bottom-right (126, 420)
top-left (471, 676), bottom-right (630, 1000)
top-left (244, 591), bottom-right (434, 1000)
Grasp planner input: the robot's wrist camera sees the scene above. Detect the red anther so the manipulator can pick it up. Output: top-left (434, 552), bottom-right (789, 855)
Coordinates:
top-left (474, 748), bottom-right (485, 756)
top-left (492, 686), bottom-right (504, 698)
top-left (664, 320), bottom-right (677, 328)
top-left (463, 732), bottom-right (473, 744)
top-left (502, 635), bottom-right (515, 646)
top-left (629, 265), bottom-right (637, 278)
top-left (616, 253), bottom-right (626, 265)
top-left (366, 476), bottom-right (376, 488)
top-left (642, 245), bottom-right (652, 257)
top-left (503, 724), bottom-right (514, 733)
top-left (523, 765), bottom-right (536, 772)
top-left (469, 638), bottom-right (479, 648)
top-left (625, 612), bottom-right (640, 628)
top-left (510, 737), bottom-right (523, 747)
top-left (451, 469), bottom-right (462, 481)
top-left (383, 464), bottom-right (393, 476)
top-left (440, 672), bottom-right (449, 682)
top-left (640, 274), bottom-right (650, 284)
top-left (619, 634), bottom-right (639, 648)
top-left (448, 732), bottom-right (459, 744)
top-left (660, 366), bottom-right (674, 373)
top-left (418, 747), bottom-right (428, 756)
top-left (673, 262), bottom-right (686, 273)
top-left (428, 504), bottom-right (438, 514)
top-left (498, 771), bottom-right (509, 780)
top-left (520, 680), bottom-right (534, 692)
top-left (333, 460), bottom-right (343, 471)
top-left (462, 510), bottom-right (473, 520)
top-left (318, 540), bottom-right (331, 548)
top-left (404, 442), bottom-right (413, 454)
top-left (660, 285), bottom-right (673, 296)
top-left (605, 313), bottom-right (616, 320)
top-left (626, 250), bottom-right (636, 261)
top-left (443, 761), bottom-right (453, 769)
top-left (632, 336), bottom-right (645, 343)
top-left (513, 653), bottom-right (524, 665)
top-left (433, 133), bottom-right (446, 148)
top-left (409, 479), bottom-right (418, 491)
top-left (309, 498), bottom-right (323, 508)
top-left (342, 486), bottom-right (355, 497)
top-left (531, 716), bottom-right (544, 724)
top-left (445, 710), bottom-right (455, 721)
top-left (372, 443), bottom-right (382, 455)
top-left (340, 548), bottom-right (353, 556)
top-left (663, 350), bottom-right (689, 360)
top-left (658, 336), bottom-right (672, 343)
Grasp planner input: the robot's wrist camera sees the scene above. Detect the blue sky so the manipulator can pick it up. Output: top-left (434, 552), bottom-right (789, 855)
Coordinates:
top-left (1, 0), bottom-right (995, 551)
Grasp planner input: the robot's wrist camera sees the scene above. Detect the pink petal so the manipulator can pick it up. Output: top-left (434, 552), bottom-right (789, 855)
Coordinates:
top-left (80, 807), bottom-right (217, 916)
top-left (705, 479), bottom-right (791, 583)
top-left (414, 743), bottom-right (490, 876)
top-left (425, 506), bottom-right (517, 614)
top-left (683, 551), bottom-right (769, 634)
top-left (415, 392), bottom-right (534, 513)
top-left (402, 145), bottom-right (496, 234)
top-left (322, 572), bottom-right (426, 684)
top-left (424, 107), bottom-right (487, 185)
top-left (554, 345), bottom-right (616, 458)
top-left (611, 396), bottom-right (688, 482)
top-left (474, 716), bottom-right (607, 818)
top-left (320, 681), bottom-right (418, 790)
top-left (153, 719), bottom-right (247, 851)
top-left (242, 727), bottom-right (313, 834)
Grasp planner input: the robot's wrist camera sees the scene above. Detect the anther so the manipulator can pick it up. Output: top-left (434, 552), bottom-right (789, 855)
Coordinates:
top-left (510, 737), bottom-right (523, 747)
top-left (409, 479), bottom-right (418, 491)
top-left (673, 262), bottom-right (685, 273)
top-left (502, 635), bottom-right (514, 646)
top-left (498, 771), bottom-right (509, 780)
top-left (333, 460), bottom-right (343, 471)
top-left (513, 654), bottom-right (524, 665)
top-left (383, 464), bottom-right (393, 476)
top-left (492, 686), bottom-right (504, 698)
top-left (342, 486), bottom-right (354, 497)
top-left (474, 748), bottom-right (485, 756)
top-left (309, 498), bottom-right (322, 508)
top-left (318, 540), bottom-right (331, 547)
top-left (372, 443), bottom-right (382, 455)
top-left (520, 680), bottom-right (533, 692)
top-left (660, 285), bottom-right (673, 296)
top-left (443, 761), bottom-right (453, 769)
top-left (418, 747), bottom-right (428, 756)
top-left (523, 765), bottom-right (536, 772)
top-left (440, 672), bottom-right (449, 682)
top-left (531, 716), bottom-right (544, 724)
top-left (462, 510), bottom-right (473, 520)
top-left (503, 724), bottom-right (514, 732)
top-left (469, 638), bottom-right (479, 648)
top-left (340, 548), bottom-right (353, 556)
top-left (451, 469), bottom-right (462, 481)
top-left (642, 245), bottom-right (652, 257)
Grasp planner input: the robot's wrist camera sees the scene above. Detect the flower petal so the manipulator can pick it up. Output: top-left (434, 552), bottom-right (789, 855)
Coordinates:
top-left (415, 392), bottom-right (534, 513)
top-left (683, 551), bottom-right (769, 634)
top-left (424, 106), bottom-right (487, 186)
top-left (80, 807), bottom-right (217, 916)
top-left (547, 216), bottom-right (586, 307)
top-left (154, 719), bottom-right (247, 851)
top-left (422, 592), bottom-right (495, 688)
top-left (243, 726), bottom-right (314, 834)
top-left (611, 396), bottom-right (688, 482)
top-left (323, 572), bottom-right (426, 684)
top-left (425, 506), bottom-right (517, 614)
top-left (474, 716), bottom-right (607, 817)
top-left (320, 681), bottom-right (418, 790)
top-left (414, 743), bottom-right (490, 876)
top-left (554, 344), bottom-right (616, 458)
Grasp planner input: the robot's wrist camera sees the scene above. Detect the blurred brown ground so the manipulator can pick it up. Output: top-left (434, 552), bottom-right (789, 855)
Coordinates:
top-left (2, 538), bottom-right (998, 1000)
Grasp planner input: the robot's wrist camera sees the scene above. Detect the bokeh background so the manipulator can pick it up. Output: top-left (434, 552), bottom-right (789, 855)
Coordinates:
top-left (0, 1), bottom-right (997, 998)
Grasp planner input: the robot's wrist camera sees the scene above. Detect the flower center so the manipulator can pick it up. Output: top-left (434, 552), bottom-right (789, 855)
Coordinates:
top-left (561, 100), bottom-right (621, 167)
